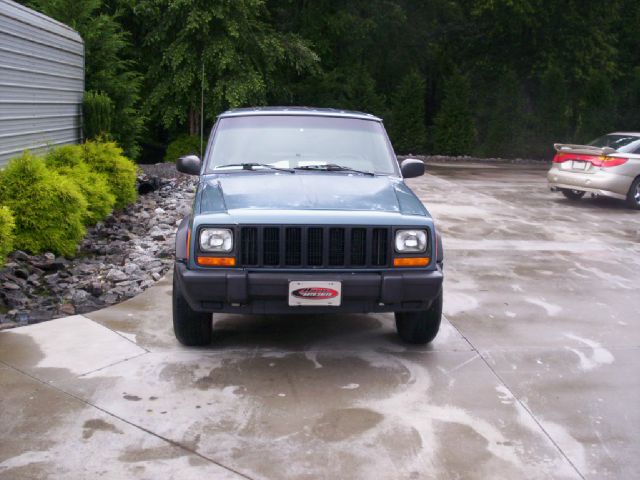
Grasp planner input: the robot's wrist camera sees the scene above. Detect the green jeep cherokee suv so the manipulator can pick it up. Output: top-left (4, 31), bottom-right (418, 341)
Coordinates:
top-left (173, 107), bottom-right (444, 346)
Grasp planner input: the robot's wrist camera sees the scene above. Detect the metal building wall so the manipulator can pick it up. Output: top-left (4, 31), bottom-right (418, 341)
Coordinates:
top-left (0, 0), bottom-right (84, 166)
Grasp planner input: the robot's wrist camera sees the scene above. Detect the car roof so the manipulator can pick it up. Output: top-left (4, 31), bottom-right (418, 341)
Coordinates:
top-left (607, 132), bottom-right (640, 137)
top-left (218, 106), bottom-right (382, 122)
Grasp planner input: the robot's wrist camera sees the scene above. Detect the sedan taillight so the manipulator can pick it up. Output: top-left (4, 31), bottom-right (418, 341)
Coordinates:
top-left (600, 156), bottom-right (628, 168)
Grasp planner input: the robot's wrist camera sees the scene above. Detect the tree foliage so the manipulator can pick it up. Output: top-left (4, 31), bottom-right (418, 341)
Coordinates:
top-left (21, 0), bottom-right (640, 159)
top-left (130, 0), bottom-right (319, 135)
top-left (434, 71), bottom-right (474, 156)
top-left (388, 70), bottom-right (427, 154)
top-left (27, 0), bottom-right (143, 159)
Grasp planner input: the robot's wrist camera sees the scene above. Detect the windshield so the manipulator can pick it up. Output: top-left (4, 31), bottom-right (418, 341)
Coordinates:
top-left (588, 134), bottom-right (640, 153)
top-left (205, 115), bottom-right (398, 175)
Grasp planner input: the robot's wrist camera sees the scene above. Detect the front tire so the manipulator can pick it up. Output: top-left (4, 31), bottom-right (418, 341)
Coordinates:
top-left (395, 292), bottom-right (442, 344)
top-left (561, 189), bottom-right (586, 200)
top-left (172, 270), bottom-right (212, 346)
top-left (625, 177), bottom-right (640, 210)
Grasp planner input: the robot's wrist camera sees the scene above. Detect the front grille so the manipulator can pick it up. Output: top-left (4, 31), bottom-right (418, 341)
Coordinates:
top-left (238, 226), bottom-right (391, 268)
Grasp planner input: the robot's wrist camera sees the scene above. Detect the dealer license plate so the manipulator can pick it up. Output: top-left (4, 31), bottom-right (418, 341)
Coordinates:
top-left (571, 160), bottom-right (587, 170)
top-left (288, 281), bottom-right (342, 306)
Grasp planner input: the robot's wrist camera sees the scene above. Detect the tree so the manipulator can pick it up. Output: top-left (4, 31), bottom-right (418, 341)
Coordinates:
top-left (537, 62), bottom-right (571, 143)
top-left (27, 0), bottom-right (143, 159)
top-left (434, 71), bottom-right (474, 155)
top-left (388, 70), bottom-right (427, 154)
top-left (132, 0), bottom-right (318, 135)
top-left (616, 67), bottom-right (640, 131)
top-left (480, 69), bottom-right (528, 157)
top-left (576, 72), bottom-right (616, 142)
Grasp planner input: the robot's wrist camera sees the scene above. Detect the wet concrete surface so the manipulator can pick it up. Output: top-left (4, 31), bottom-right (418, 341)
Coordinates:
top-left (1, 162), bottom-right (638, 479)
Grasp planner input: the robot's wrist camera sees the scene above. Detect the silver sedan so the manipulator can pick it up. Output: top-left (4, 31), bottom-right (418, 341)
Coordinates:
top-left (547, 132), bottom-right (640, 209)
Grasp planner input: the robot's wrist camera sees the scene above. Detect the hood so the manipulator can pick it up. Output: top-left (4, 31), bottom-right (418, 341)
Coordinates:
top-left (198, 173), bottom-right (426, 216)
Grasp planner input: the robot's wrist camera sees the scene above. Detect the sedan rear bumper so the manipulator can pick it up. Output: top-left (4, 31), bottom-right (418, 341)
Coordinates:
top-left (175, 262), bottom-right (443, 314)
top-left (547, 167), bottom-right (632, 200)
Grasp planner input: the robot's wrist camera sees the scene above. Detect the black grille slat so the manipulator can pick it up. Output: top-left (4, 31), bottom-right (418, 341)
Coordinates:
top-left (285, 227), bottom-right (302, 265)
top-left (308, 227), bottom-right (323, 266)
top-left (329, 228), bottom-right (345, 266)
top-left (238, 226), bottom-right (392, 268)
top-left (372, 228), bottom-right (388, 266)
top-left (351, 228), bottom-right (367, 266)
top-left (241, 227), bottom-right (258, 265)
top-left (263, 227), bottom-right (280, 265)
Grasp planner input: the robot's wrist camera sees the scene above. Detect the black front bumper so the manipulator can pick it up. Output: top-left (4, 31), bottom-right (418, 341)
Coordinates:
top-left (175, 262), bottom-right (443, 314)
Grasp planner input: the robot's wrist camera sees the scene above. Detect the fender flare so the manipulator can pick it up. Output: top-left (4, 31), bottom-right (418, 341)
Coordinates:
top-left (175, 216), bottom-right (190, 261)
top-left (436, 232), bottom-right (444, 265)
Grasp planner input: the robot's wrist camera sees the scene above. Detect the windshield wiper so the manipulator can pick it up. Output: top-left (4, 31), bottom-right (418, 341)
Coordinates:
top-left (293, 164), bottom-right (375, 176)
top-left (214, 163), bottom-right (294, 173)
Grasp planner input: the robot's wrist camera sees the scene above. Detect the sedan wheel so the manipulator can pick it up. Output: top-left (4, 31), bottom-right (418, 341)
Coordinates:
top-left (626, 177), bottom-right (640, 210)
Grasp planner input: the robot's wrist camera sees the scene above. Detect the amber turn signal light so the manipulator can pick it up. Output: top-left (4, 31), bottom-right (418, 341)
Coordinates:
top-left (196, 256), bottom-right (236, 267)
top-left (393, 257), bottom-right (430, 267)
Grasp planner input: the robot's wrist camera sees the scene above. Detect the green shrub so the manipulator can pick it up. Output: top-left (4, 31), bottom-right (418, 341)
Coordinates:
top-left (388, 70), bottom-right (427, 154)
top-left (0, 205), bottom-right (15, 267)
top-left (83, 91), bottom-right (114, 140)
top-left (82, 140), bottom-right (138, 209)
top-left (0, 152), bottom-right (87, 257)
top-left (45, 145), bottom-right (116, 224)
top-left (164, 135), bottom-right (201, 163)
top-left (434, 71), bottom-right (475, 156)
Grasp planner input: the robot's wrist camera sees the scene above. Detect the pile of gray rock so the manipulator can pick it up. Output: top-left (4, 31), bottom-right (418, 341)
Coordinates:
top-left (0, 166), bottom-right (196, 329)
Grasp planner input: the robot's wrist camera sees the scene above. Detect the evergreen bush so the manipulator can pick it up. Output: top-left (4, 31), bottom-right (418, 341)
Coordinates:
top-left (83, 91), bottom-right (114, 140)
top-left (0, 152), bottom-right (87, 257)
top-left (434, 71), bottom-right (475, 155)
top-left (0, 205), bottom-right (15, 267)
top-left (576, 72), bottom-right (615, 143)
top-left (480, 69), bottom-right (528, 157)
top-left (82, 140), bottom-right (138, 209)
top-left (164, 135), bottom-right (202, 163)
top-left (45, 145), bottom-right (116, 224)
top-left (538, 63), bottom-right (571, 143)
top-left (388, 70), bottom-right (427, 154)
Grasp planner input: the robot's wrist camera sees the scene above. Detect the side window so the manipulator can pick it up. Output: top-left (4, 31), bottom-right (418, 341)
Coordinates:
top-left (635, 145), bottom-right (640, 154)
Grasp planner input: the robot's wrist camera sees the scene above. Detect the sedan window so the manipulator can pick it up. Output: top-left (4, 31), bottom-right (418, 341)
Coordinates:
top-left (588, 134), bottom-right (640, 153)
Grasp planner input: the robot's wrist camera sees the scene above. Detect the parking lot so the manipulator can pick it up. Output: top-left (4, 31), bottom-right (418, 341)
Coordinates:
top-left (1, 162), bottom-right (638, 479)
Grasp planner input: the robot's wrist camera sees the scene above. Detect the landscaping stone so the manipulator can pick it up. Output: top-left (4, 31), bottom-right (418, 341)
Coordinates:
top-left (0, 166), bottom-right (196, 328)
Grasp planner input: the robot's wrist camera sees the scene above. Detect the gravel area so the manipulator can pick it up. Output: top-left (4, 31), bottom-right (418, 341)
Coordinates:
top-left (0, 164), bottom-right (195, 330)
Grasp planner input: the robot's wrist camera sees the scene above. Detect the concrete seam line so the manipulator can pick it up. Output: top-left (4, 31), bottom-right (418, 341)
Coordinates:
top-left (83, 317), bottom-right (152, 353)
top-left (476, 352), bottom-right (587, 480)
top-left (77, 351), bottom-right (149, 378)
top-left (441, 319), bottom-right (587, 480)
top-left (0, 361), bottom-right (257, 480)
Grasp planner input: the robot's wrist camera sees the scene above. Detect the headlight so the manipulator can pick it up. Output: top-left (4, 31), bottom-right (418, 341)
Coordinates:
top-left (395, 230), bottom-right (427, 253)
top-left (199, 228), bottom-right (233, 252)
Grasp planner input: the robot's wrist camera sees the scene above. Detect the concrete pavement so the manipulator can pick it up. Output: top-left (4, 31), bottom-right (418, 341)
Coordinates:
top-left (1, 162), bottom-right (638, 479)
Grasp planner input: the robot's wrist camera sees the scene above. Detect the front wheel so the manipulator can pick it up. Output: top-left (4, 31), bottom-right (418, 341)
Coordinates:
top-left (395, 292), bottom-right (442, 344)
top-left (625, 177), bottom-right (640, 210)
top-left (172, 270), bottom-right (212, 346)
top-left (561, 189), bottom-right (586, 200)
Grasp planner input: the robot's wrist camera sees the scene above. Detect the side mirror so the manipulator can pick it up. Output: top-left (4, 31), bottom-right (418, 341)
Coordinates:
top-left (400, 158), bottom-right (425, 178)
top-left (177, 155), bottom-right (202, 176)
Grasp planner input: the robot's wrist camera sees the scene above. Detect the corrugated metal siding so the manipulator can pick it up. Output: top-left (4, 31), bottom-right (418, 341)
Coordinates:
top-left (0, 0), bottom-right (84, 166)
